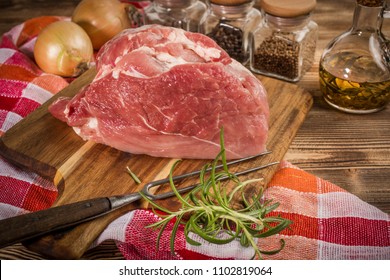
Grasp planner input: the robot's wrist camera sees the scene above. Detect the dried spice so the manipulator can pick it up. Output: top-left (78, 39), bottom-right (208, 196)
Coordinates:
top-left (249, 0), bottom-right (317, 82)
top-left (252, 36), bottom-right (300, 80)
top-left (357, 0), bottom-right (384, 7)
top-left (207, 22), bottom-right (247, 63)
top-left (200, 1), bottom-right (261, 65)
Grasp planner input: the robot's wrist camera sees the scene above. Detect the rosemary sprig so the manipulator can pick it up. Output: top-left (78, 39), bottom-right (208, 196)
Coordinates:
top-left (139, 129), bottom-right (292, 259)
top-left (126, 166), bottom-right (141, 184)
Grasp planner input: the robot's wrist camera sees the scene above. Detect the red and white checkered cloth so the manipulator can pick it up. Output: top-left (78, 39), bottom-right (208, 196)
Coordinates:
top-left (0, 16), bottom-right (389, 260)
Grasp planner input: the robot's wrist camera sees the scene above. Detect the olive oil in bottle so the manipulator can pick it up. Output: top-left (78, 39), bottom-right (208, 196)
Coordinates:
top-left (320, 52), bottom-right (390, 113)
top-left (319, 0), bottom-right (390, 113)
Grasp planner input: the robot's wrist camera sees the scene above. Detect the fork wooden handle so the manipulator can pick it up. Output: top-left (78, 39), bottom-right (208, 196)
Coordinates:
top-left (0, 197), bottom-right (111, 249)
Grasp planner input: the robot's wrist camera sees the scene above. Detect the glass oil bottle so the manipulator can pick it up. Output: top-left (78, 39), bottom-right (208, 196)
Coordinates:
top-left (319, 0), bottom-right (390, 113)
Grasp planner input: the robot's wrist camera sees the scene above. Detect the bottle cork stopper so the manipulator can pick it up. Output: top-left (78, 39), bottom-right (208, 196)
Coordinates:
top-left (260, 0), bottom-right (316, 17)
top-left (210, 0), bottom-right (252, 5)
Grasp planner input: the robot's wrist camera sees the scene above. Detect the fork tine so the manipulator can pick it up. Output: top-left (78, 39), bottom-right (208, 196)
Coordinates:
top-left (161, 150), bottom-right (271, 182)
top-left (142, 150), bottom-right (274, 199)
top-left (143, 150), bottom-right (271, 193)
top-left (145, 161), bottom-right (279, 200)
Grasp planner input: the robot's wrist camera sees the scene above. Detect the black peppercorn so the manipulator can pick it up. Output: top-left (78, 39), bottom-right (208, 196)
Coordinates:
top-left (357, 0), bottom-right (384, 7)
top-left (199, 0), bottom-right (262, 65)
top-left (207, 22), bottom-right (247, 63)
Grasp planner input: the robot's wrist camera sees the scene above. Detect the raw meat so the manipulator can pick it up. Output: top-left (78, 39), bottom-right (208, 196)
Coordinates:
top-left (49, 25), bottom-right (269, 159)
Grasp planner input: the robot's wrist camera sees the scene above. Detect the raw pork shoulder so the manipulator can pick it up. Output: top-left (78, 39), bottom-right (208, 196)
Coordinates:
top-left (49, 25), bottom-right (269, 159)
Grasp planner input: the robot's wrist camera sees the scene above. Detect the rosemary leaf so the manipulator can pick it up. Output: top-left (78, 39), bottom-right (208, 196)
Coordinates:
top-left (259, 239), bottom-right (286, 255)
top-left (170, 213), bottom-right (184, 254)
top-left (126, 166), bottom-right (141, 184)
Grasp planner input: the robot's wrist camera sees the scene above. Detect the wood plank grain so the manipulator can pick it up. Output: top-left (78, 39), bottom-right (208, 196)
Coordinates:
top-left (0, 67), bottom-right (312, 258)
top-left (0, 0), bottom-right (79, 35)
top-left (286, 106), bottom-right (390, 167)
top-left (0, 240), bottom-right (124, 260)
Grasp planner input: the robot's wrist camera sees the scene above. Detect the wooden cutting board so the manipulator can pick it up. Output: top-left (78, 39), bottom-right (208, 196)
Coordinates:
top-left (0, 67), bottom-right (313, 259)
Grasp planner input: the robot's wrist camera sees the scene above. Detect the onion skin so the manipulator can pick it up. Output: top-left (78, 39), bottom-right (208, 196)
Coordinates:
top-left (34, 21), bottom-right (93, 77)
top-left (72, 0), bottom-right (132, 50)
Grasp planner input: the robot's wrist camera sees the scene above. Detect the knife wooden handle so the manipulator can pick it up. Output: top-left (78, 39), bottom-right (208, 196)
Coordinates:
top-left (0, 197), bottom-right (111, 249)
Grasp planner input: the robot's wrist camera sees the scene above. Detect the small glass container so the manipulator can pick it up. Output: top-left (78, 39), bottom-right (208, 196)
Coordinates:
top-left (143, 0), bottom-right (207, 32)
top-left (250, 0), bottom-right (318, 82)
top-left (319, 0), bottom-right (390, 113)
top-left (199, 0), bottom-right (262, 64)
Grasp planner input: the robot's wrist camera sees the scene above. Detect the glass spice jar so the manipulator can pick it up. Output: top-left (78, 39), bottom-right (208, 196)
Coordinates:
top-left (199, 0), bottom-right (262, 64)
top-left (250, 0), bottom-right (318, 82)
top-left (319, 0), bottom-right (390, 114)
top-left (143, 0), bottom-right (207, 32)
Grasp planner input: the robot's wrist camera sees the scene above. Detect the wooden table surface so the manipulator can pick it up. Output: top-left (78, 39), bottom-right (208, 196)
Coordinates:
top-left (0, 0), bottom-right (389, 259)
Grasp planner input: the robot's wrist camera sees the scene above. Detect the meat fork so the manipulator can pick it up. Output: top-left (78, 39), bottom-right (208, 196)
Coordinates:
top-left (0, 151), bottom-right (277, 249)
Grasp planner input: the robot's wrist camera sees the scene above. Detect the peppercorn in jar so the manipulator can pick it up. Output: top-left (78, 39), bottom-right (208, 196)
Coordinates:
top-left (199, 0), bottom-right (262, 64)
top-left (250, 0), bottom-right (318, 82)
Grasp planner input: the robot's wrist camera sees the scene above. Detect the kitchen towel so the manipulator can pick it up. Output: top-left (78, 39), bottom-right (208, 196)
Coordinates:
top-left (0, 16), bottom-right (389, 260)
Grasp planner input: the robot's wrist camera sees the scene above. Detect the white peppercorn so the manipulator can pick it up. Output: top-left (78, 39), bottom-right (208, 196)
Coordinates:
top-left (250, 0), bottom-right (318, 82)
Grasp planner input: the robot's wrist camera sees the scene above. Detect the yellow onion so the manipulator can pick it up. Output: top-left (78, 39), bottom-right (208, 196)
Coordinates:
top-left (34, 21), bottom-right (93, 77)
top-left (72, 0), bottom-right (132, 50)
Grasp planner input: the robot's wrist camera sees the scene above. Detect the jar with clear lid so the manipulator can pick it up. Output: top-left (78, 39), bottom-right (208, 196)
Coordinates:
top-left (250, 0), bottom-right (318, 82)
top-left (199, 0), bottom-right (262, 64)
top-left (319, 0), bottom-right (390, 113)
top-left (143, 0), bottom-right (207, 32)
